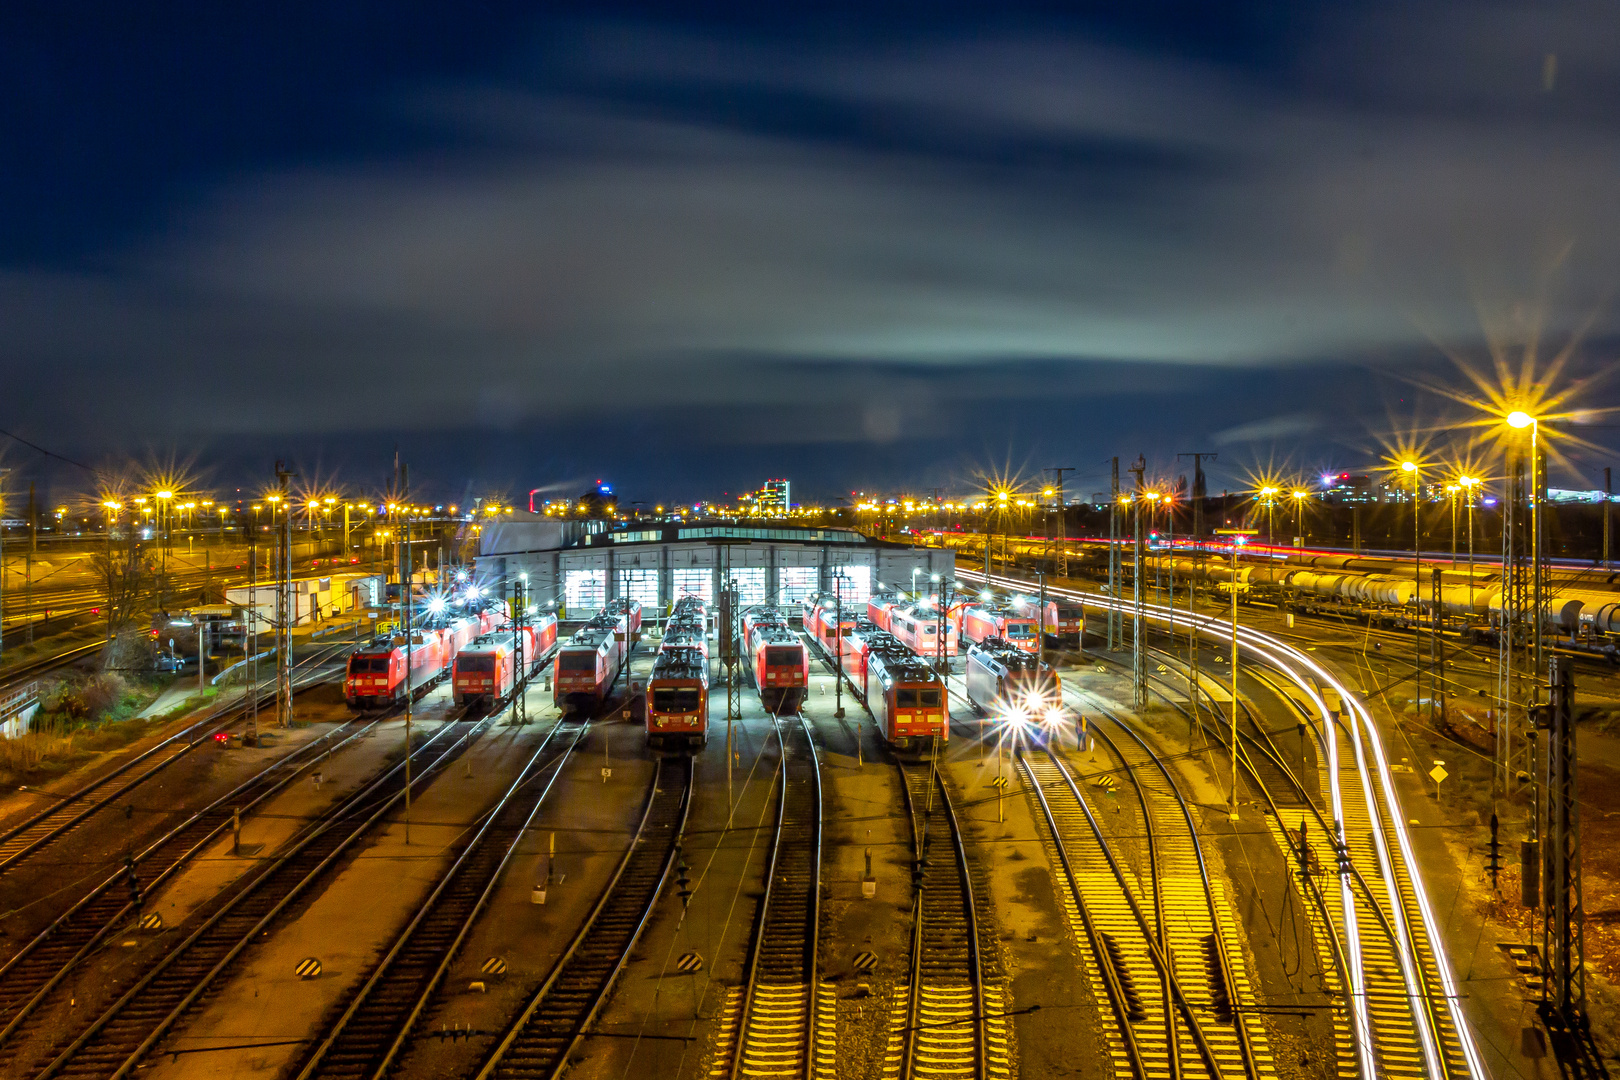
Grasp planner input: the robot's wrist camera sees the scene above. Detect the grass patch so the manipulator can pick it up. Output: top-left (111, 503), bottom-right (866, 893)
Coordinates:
top-left (0, 672), bottom-right (216, 788)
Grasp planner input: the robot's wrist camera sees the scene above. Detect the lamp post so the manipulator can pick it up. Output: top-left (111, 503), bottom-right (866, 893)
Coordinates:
top-left (1400, 460), bottom-right (1425, 719)
top-left (1507, 412), bottom-right (1546, 670)
top-left (1291, 489), bottom-right (1308, 545)
top-left (1214, 528), bottom-right (1258, 821)
top-left (1258, 486), bottom-right (1279, 542)
top-left (1459, 476), bottom-right (1479, 616)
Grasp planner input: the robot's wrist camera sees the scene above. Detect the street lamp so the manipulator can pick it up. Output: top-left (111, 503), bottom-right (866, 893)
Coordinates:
top-left (1505, 411), bottom-right (1544, 669)
top-left (1214, 528), bottom-right (1258, 821)
top-left (1257, 486), bottom-right (1279, 541)
top-left (1290, 489), bottom-right (1308, 544)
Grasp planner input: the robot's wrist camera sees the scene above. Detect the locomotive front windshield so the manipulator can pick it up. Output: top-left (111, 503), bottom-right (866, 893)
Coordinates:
top-left (1004, 623), bottom-right (1034, 638)
top-left (459, 655), bottom-right (496, 673)
top-left (653, 688), bottom-right (703, 713)
top-left (765, 647), bottom-right (800, 667)
top-left (559, 652), bottom-right (597, 671)
top-left (350, 656), bottom-right (388, 673)
top-left (897, 688), bottom-right (940, 707)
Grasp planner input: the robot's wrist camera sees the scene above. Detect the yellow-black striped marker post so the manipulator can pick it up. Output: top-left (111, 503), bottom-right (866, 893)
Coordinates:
top-left (295, 957), bottom-right (322, 980)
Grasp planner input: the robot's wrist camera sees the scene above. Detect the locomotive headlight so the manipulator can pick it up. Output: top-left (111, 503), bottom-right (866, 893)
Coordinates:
top-left (1044, 706), bottom-right (1064, 726)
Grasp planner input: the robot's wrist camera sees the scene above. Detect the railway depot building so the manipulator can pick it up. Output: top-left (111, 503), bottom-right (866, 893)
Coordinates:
top-left (475, 518), bottom-right (954, 618)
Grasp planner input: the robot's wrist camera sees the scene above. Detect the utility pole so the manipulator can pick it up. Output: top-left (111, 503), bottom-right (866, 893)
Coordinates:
top-left (1605, 467), bottom-right (1612, 568)
top-left (1540, 655), bottom-right (1586, 1032)
top-left (1177, 452), bottom-right (1217, 548)
top-left (1215, 529), bottom-right (1257, 820)
top-left (0, 468), bottom-right (9, 663)
top-left (1129, 455), bottom-right (1147, 711)
top-left (1109, 457), bottom-right (1120, 651)
top-left (512, 578), bottom-right (527, 725)
top-left (275, 462), bottom-right (296, 728)
top-left (1045, 467), bottom-right (1074, 578)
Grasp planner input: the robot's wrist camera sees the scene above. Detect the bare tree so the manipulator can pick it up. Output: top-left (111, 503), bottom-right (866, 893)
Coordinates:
top-left (93, 526), bottom-right (153, 671)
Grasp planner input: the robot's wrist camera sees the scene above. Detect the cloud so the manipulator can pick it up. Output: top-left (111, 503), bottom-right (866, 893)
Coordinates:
top-left (8, 2), bottom-right (1620, 469)
top-left (1211, 412), bottom-right (1323, 446)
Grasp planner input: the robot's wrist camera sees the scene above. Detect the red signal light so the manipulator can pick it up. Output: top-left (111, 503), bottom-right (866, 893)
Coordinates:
top-left (214, 732), bottom-right (230, 744)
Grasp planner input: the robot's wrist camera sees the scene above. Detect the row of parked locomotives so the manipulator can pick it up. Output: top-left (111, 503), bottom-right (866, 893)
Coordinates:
top-left (451, 612), bottom-right (560, 706)
top-left (867, 594), bottom-right (960, 658)
top-left (344, 606), bottom-right (505, 708)
top-left (647, 595), bottom-right (710, 749)
top-left (553, 598), bottom-right (643, 711)
top-left (817, 614), bottom-right (949, 753)
top-left (802, 591), bottom-right (861, 654)
top-left (744, 606), bottom-right (810, 712)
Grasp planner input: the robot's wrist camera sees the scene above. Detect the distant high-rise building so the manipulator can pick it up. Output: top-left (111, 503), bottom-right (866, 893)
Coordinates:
top-left (761, 478), bottom-right (790, 511)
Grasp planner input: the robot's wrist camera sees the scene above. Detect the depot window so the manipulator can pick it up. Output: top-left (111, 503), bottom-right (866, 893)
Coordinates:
top-left (617, 568), bottom-right (659, 608)
top-left (829, 565), bottom-right (871, 603)
top-left (730, 567), bottom-right (767, 607)
top-left (778, 567), bottom-right (818, 605)
top-left (672, 568), bottom-right (713, 604)
top-left (564, 569), bottom-right (606, 612)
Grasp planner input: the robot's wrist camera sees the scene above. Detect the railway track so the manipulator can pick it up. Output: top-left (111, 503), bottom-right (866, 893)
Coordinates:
top-left (724, 713), bottom-right (829, 1080)
top-left (887, 760), bottom-right (1006, 1080)
top-left (0, 642), bottom-right (350, 875)
top-left (0, 706), bottom-right (396, 1051)
top-left (18, 709), bottom-right (488, 1080)
top-left (470, 754), bottom-right (694, 1080)
top-left (1019, 744), bottom-right (1226, 1080)
top-left (293, 711), bottom-right (590, 1079)
top-left (1095, 634), bottom-right (1474, 1080)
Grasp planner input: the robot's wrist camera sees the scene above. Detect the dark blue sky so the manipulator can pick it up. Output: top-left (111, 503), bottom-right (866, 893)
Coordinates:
top-left (5, 2), bottom-right (1619, 505)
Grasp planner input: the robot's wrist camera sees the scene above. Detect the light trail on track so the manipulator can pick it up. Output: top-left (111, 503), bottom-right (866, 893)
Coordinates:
top-left (958, 567), bottom-right (1488, 1080)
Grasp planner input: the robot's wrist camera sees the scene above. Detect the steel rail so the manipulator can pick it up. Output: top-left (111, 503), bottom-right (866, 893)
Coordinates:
top-left (26, 710), bottom-right (486, 1080)
top-left (1024, 747), bottom-right (1225, 1080)
top-left (1090, 706), bottom-right (1265, 1080)
top-left (294, 713), bottom-right (590, 1080)
top-left (471, 754), bottom-right (694, 1080)
top-left (0, 642), bottom-right (351, 874)
top-left (0, 706), bottom-right (396, 1050)
top-left (895, 759), bottom-right (985, 1080)
top-left (728, 712), bottom-right (824, 1080)
top-left (966, 566), bottom-right (1485, 1080)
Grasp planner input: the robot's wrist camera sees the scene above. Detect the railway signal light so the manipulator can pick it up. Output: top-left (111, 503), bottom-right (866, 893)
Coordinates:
top-left (123, 854), bottom-right (143, 909)
top-left (1486, 812), bottom-right (1502, 893)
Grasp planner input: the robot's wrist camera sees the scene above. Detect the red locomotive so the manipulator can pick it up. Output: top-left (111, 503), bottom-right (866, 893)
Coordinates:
top-left (1031, 598), bottom-right (1086, 646)
top-left (345, 612), bottom-right (489, 708)
top-left (886, 600), bottom-right (958, 661)
top-left (866, 591), bottom-right (902, 632)
top-left (957, 601), bottom-right (1039, 653)
top-left (553, 599), bottom-right (643, 711)
top-left (647, 595), bottom-right (709, 748)
top-left (452, 612), bottom-right (560, 705)
top-left (802, 591), bottom-right (860, 656)
top-left (745, 606), bottom-right (809, 713)
top-left (836, 624), bottom-right (948, 751)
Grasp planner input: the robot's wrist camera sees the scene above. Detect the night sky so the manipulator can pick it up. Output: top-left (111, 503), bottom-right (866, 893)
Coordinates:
top-left (5, 2), bottom-right (1619, 506)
